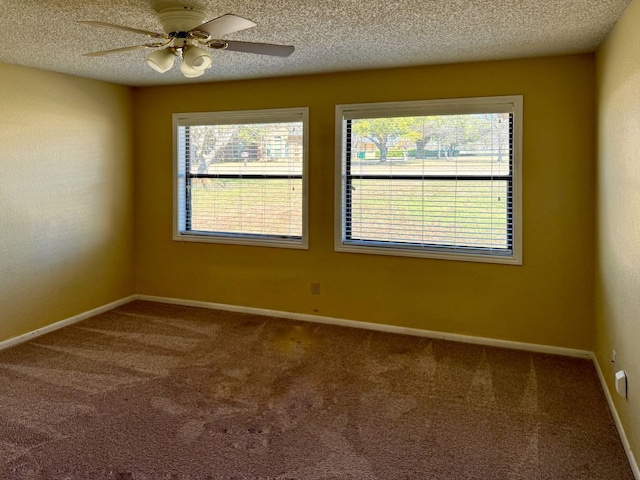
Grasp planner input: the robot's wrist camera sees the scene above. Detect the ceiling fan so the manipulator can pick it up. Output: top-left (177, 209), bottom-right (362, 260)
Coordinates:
top-left (79, 7), bottom-right (295, 78)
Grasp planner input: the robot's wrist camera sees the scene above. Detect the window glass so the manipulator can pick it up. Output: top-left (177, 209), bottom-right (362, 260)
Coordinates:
top-left (174, 109), bottom-right (308, 248)
top-left (336, 97), bottom-right (522, 264)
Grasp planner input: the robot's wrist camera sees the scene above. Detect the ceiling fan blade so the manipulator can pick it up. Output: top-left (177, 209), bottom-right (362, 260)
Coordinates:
top-left (192, 14), bottom-right (256, 37)
top-left (78, 21), bottom-right (166, 39)
top-left (222, 41), bottom-right (295, 57)
top-left (82, 45), bottom-right (152, 57)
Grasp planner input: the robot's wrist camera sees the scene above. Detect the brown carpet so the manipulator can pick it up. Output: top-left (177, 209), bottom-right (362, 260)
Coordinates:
top-left (0, 300), bottom-right (633, 479)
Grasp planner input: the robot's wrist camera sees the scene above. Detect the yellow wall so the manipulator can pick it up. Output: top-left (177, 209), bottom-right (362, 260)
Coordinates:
top-left (0, 63), bottom-right (135, 340)
top-left (134, 54), bottom-right (596, 350)
top-left (597, 0), bottom-right (640, 463)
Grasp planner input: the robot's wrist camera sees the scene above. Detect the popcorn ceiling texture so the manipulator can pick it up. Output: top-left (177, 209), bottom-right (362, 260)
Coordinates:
top-left (0, 0), bottom-right (630, 86)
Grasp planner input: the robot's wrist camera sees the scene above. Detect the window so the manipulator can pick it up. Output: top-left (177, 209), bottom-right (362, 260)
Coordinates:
top-left (335, 96), bottom-right (522, 264)
top-left (174, 108), bottom-right (308, 248)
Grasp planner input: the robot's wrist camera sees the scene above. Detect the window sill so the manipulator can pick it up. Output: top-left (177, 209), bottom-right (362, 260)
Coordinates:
top-left (174, 231), bottom-right (308, 250)
top-left (335, 242), bottom-right (522, 265)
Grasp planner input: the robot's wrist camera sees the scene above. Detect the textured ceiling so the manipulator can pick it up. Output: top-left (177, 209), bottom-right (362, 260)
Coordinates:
top-left (0, 0), bottom-right (631, 86)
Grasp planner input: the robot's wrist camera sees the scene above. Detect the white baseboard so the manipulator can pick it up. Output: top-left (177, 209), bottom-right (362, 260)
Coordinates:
top-left (136, 294), bottom-right (592, 359)
top-left (592, 354), bottom-right (640, 479)
top-left (0, 295), bottom-right (137, 353)
top-left (0, 293), bottom-right (635, 475)
top-left (0, 293), bottom-right (590, 360)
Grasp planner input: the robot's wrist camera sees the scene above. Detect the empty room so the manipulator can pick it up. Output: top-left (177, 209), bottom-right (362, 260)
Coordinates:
top-left (0, 0), bottom-right (638, 478)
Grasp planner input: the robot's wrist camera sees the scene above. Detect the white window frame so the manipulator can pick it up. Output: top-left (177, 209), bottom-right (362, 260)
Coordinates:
top-left (173, 107), bottom-right (309, 249)
top-left (335, 96), bottom-right (523, 265)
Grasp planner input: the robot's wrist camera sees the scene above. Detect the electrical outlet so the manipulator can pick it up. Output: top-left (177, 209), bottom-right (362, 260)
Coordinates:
top-left (615, 370), bottom-right (628, 398)
top-left (311, 282), bottom-right (321, 295)
top-left (612, 350), bottom-right (617, 364)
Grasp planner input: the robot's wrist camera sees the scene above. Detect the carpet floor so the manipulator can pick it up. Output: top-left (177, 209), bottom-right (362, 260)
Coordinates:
top-left (0, 300), bottom-right (633, 479)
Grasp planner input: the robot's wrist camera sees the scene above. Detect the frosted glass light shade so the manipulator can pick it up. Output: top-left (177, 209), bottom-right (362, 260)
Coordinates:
top-left (146, 49), bottom-right (175, 73)
top-left (180, 60), bottom-right (205, 78)
top-left (183, 46), bottom-right (212, 71)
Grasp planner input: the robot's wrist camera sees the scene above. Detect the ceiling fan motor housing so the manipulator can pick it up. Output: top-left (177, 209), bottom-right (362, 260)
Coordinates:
top-left (158, 7), bottom-right (207, 34)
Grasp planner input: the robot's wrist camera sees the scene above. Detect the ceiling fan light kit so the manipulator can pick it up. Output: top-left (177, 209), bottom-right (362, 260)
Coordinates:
top-left (180, 59), bottom-right (206, 78)
top-left (145, 48), bottom-right (175, 73)
top-left (182, 44), bottom-right (212, 70)
top-left (79, 7), bottom-right (294, 79)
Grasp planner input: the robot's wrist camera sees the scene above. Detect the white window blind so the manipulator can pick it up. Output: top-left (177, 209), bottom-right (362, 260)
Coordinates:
top-left (335, 96), bottom-right (522, 264)
top-left (174, 108), bottom-right (308, 248)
